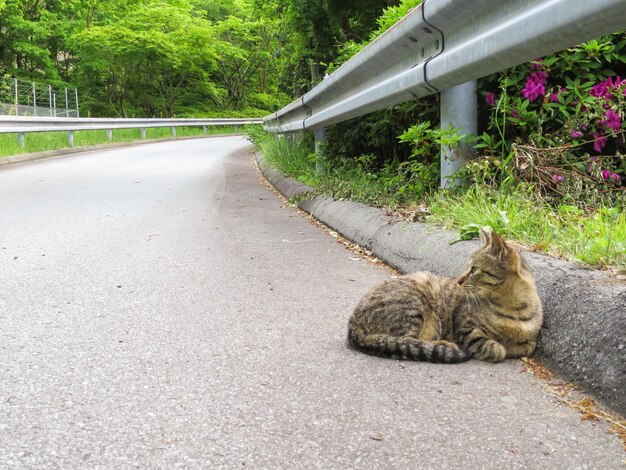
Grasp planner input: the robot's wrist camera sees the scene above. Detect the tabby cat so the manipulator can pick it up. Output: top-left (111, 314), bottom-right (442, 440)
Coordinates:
top-left (347, 230), bottom-right (543, 363)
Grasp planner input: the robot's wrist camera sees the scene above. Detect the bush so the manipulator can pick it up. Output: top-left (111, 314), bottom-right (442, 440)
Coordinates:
top-left (474, 33), bottom-right (626, 208)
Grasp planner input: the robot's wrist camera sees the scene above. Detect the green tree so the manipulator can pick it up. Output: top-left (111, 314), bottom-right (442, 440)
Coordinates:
top-left (252, 0), bottom-right (399, 96)
top-left (192, 0), bottom-right (246, 23)
top-left (72, 3), bottom-right (220, 117)
top-left (0, 0), bottom-right (289, 117)
top-left (0, 0), bottom-right (58, 79)
top-left (211, 15), bottom-right (273, 109)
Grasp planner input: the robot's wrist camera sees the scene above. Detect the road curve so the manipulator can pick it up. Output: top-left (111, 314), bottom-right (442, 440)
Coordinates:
top-left (0, 137), bottom-right (623, 468)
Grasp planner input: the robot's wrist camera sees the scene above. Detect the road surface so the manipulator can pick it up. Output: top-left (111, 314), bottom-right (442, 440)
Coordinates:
top-left (0, 137), bottom-right (623, 468)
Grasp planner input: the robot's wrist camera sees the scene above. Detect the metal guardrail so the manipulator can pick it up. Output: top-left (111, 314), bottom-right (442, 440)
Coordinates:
top-left (0, 116), bottom-right (262, 147)
top-left (0, 116), bottom-right (262, 134)
top-left (263, 0), bottom-right (626, 134)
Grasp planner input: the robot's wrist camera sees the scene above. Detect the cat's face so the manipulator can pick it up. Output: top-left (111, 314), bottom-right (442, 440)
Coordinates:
top-left (457, 230), bottom-right (521, 290)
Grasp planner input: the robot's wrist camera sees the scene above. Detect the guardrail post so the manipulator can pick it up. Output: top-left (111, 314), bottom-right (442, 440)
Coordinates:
top-left (32, 83), bottom-right (37, 117)
top-left (14, 79), bottom-right (19, 116)
top-left (171, 126), bottom-right (176, 137)
top-left (314, 128), bottom-right (327, 174)
top-left (106, 129), bottom-right (113, 140)
top-left (202, 125), bottom-right (207, 135)
top-left (75, 89), bottom-right (80, 118)
top-left (17, 133), bottom-right (25, 147)
top-left (68, 131), bottom-right (74, 148)
top-left (440, 80), bottom-right (477, 188)
top-left (140, 128), bottom-right (147, 139)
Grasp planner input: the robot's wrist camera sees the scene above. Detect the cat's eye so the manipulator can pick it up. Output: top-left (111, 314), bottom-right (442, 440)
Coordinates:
top-left (480, 269), bottom-right (504, 285)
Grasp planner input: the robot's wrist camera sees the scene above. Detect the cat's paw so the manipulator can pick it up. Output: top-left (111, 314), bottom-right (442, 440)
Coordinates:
top-left (475, 339), bottom-right (507, 363)
top-left (506, 340), bottom-right (537, 358)
top-left (433, 340), bottom-right (459, 349)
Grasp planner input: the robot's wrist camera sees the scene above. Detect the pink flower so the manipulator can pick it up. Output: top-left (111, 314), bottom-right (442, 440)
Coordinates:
top-left (549, 86), bottom-right (567, 103)
top-left (570, 130), bottom-right (584, 139)
top-left (593, 133), bottom-right (608, 153)
top-left (531, 70), bottom-right (549, 85)
top-left (600, 170), bottom-right (621, 183)
top-left (521, 70), bottom-right (549, 101)
top-left (590, 77), bottom-right (614, 99)
top-left (600, 109), bottom-right (622, 132)
top-left (587, 157), bottom-right (598, 173)
top-left (590, 77), bottom-right (625, 100)
top-left (485, 91), bottom-right (496, 106)
top-left (613, 76), bottom-right (625, 95)
top-left (552, 173), bottom-right (564, 182)
top-left (522, 80), bottom-right (545, 101)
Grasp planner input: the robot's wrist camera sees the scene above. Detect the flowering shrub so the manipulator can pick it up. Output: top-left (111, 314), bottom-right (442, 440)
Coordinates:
top-left (323, 18), bottom-right (624, 211)
top-left (476, 33), bottom-right (626, 207)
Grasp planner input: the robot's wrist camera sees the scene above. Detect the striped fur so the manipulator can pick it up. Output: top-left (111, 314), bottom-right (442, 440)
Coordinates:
top-left (347, 230), bottom-right (543, 364)
top-left (348, 329), bottom-right (469, 363)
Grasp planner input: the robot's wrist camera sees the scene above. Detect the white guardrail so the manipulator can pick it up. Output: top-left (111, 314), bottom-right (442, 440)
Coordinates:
top-left (0, 116), bottom-right (262, 147)
top-left (0, 116), bottom-right (262, 133)
top-left (263, 0), bottom-right (626, 134)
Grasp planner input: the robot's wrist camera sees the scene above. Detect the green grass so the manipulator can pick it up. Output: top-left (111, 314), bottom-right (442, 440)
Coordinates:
top-left (428, 186), bottom-right (626, 269)
top-left (254, 133), bottom-right (626, 270)
top-left (258, 134), bottom-right (430, 209)
top-left (258, 133), bottom-right (318, 185)
top-left (0, 126), bottom-right (239, 158)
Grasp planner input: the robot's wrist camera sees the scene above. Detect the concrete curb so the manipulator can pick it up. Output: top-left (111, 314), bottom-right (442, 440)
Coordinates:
top-left (256, 152), bottom-right (626, 416)
top-left (0, 134), bottom-right (239, 168)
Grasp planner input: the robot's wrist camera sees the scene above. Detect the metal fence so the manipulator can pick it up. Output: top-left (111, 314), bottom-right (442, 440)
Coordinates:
top-left (263, 0), bottom-right (626, 186)
top-left (0, 77), bottom-right (79, 118)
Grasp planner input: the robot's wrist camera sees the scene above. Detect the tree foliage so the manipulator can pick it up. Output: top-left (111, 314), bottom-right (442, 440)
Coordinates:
top-left (0, 0), bottom-right (290, 117)
top-left (250, 0), bottom-right (400, 97)
top-left (0, 0), bottom-right (404, 117)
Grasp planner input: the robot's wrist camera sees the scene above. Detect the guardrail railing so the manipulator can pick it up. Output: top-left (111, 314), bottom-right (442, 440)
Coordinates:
top-left (263, 0), bottom-right (626, 186)
top-left (0, 116), bottom-right (262, 147)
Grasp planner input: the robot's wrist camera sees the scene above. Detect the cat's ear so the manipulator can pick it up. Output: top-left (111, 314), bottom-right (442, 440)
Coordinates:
top-left (488, 231), bottom-right (510, 259)
top-left (479, 227), bottom-right (491, 245)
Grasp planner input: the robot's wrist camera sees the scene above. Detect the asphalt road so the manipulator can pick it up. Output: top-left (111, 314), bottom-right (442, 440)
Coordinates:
top-left (0, 137), bottom-right (623, 468)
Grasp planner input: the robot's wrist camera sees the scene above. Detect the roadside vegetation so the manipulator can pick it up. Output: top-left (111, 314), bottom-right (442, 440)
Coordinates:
top-left (247, 0), bottom-right (626, 270)
top-left (250, 128), bottom-right (626, 270)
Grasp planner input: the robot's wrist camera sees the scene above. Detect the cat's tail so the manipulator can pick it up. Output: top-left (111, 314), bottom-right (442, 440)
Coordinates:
top-left (347, 329), bottom-right (470, 363)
